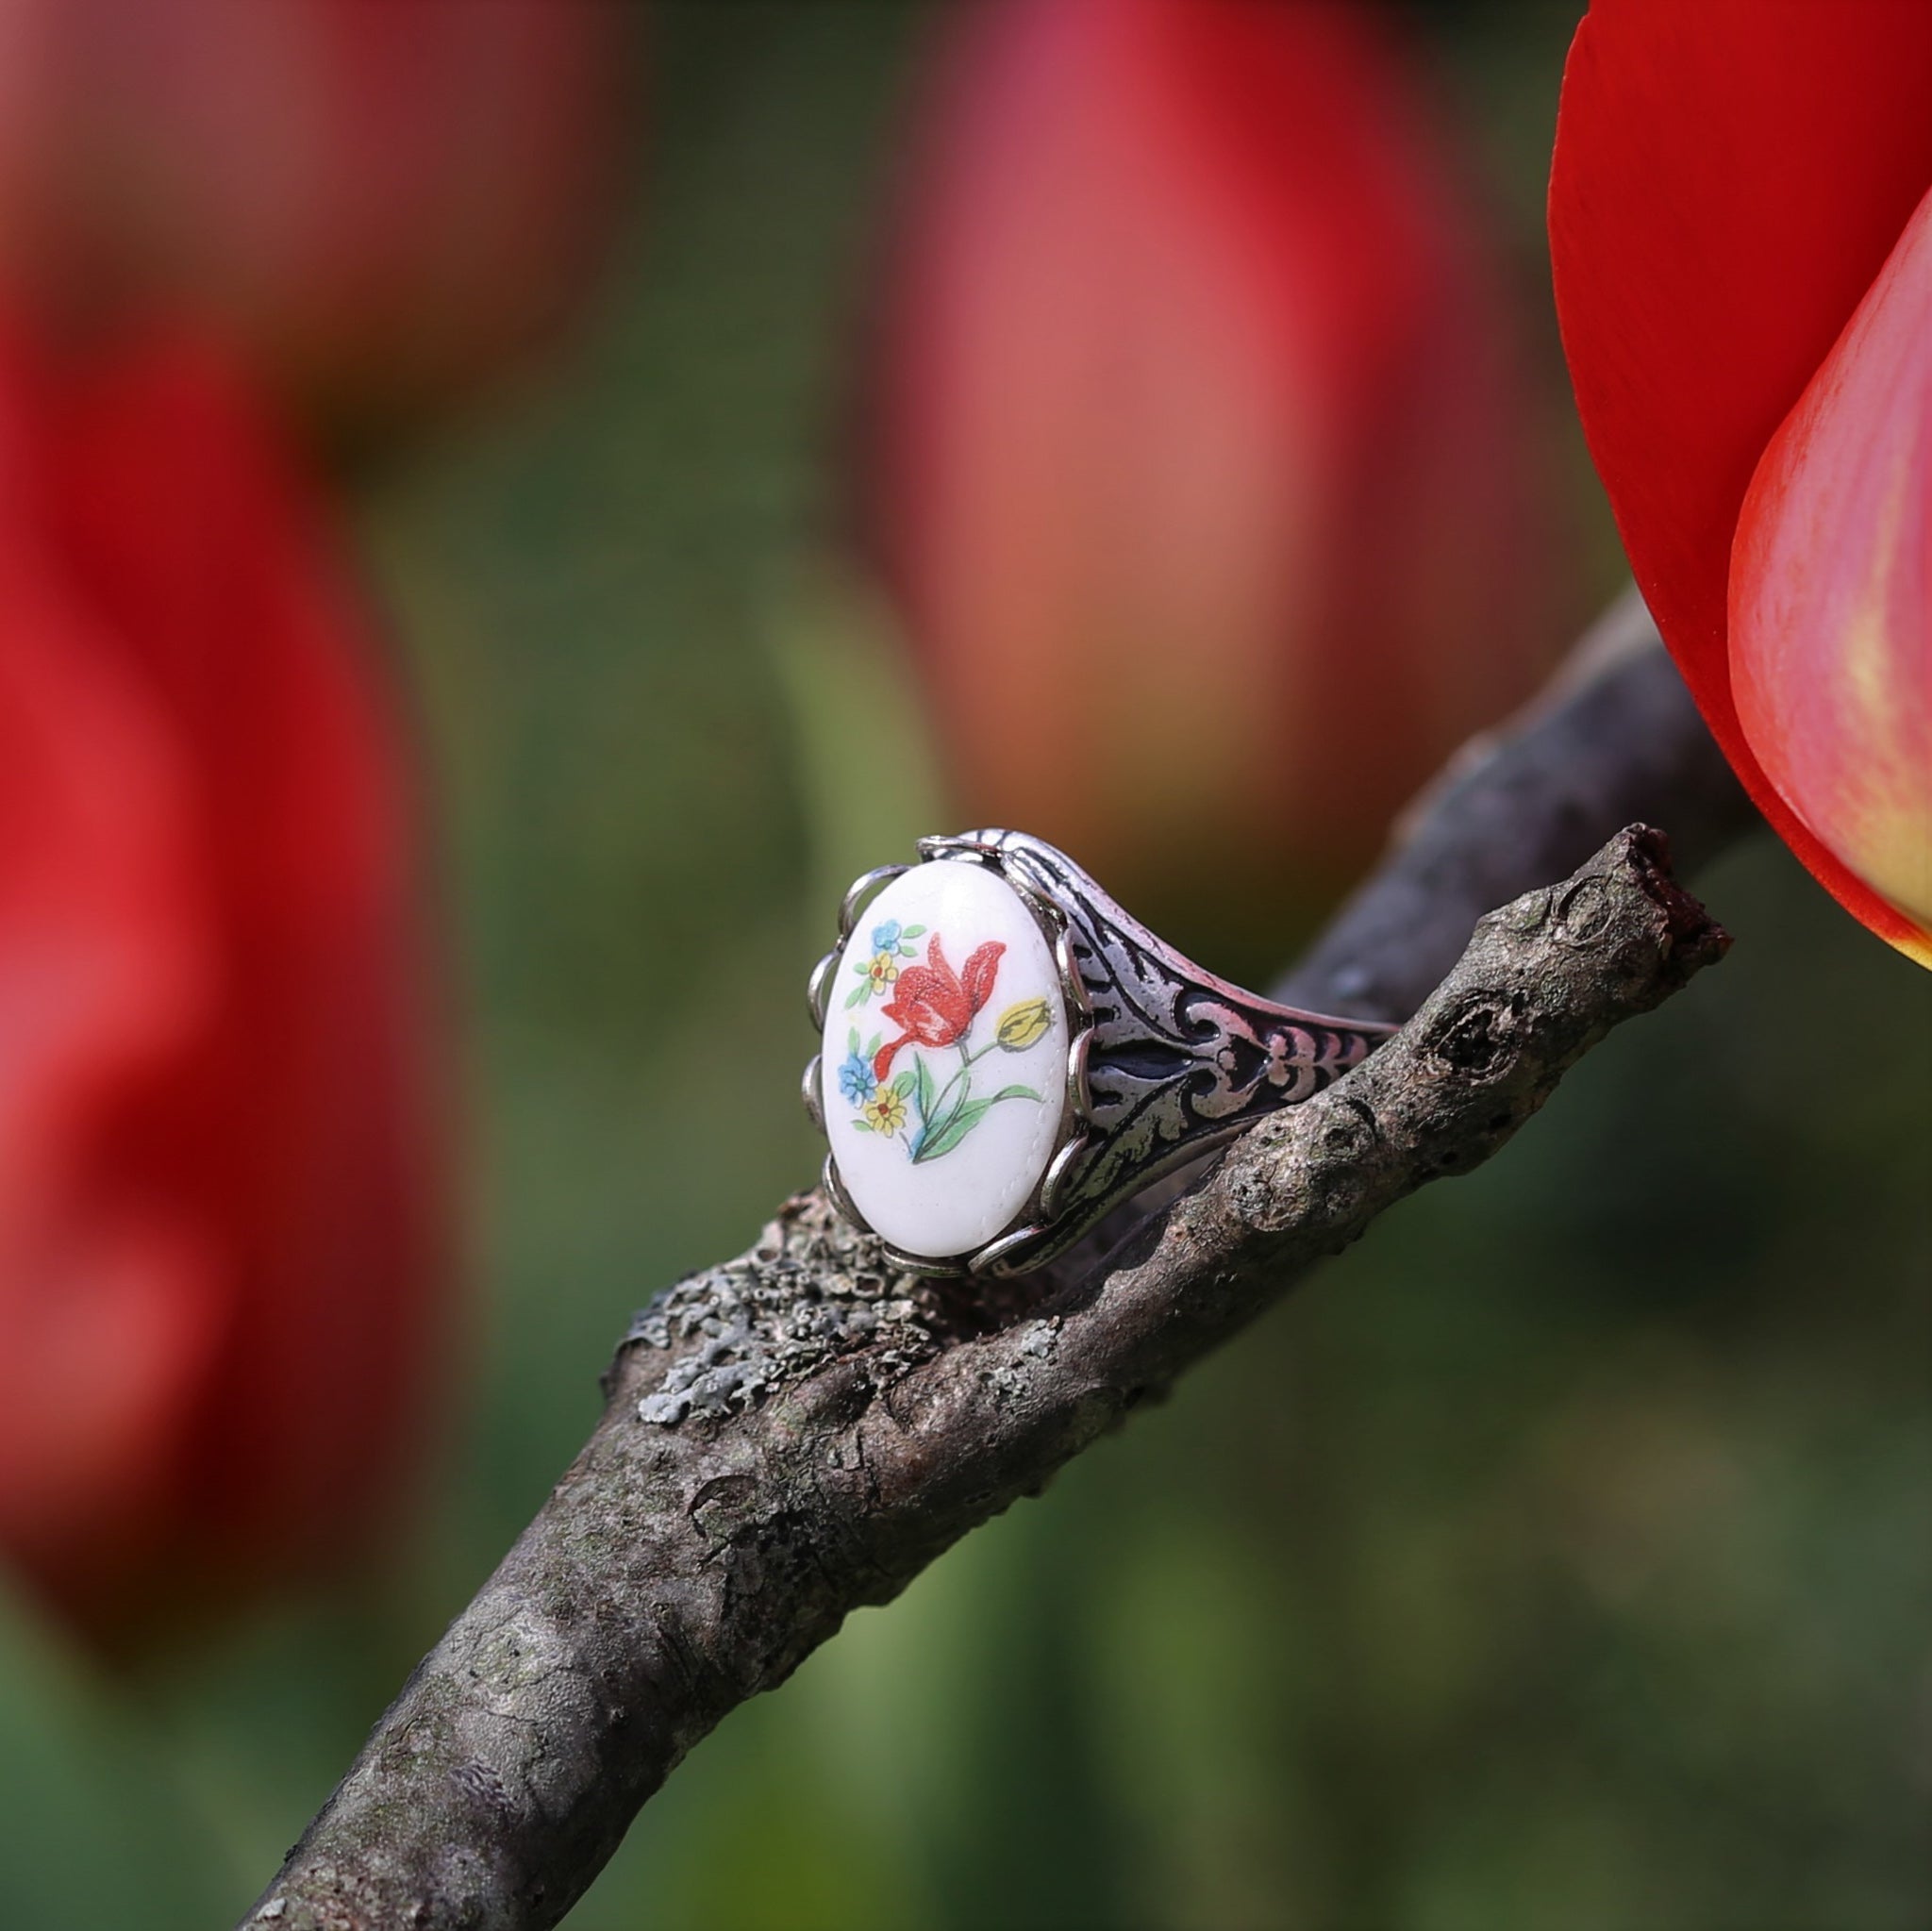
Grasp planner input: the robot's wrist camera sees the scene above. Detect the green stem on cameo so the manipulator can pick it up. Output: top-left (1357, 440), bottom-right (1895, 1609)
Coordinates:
top-left (908, 1034), bottom-right (1041, 1167)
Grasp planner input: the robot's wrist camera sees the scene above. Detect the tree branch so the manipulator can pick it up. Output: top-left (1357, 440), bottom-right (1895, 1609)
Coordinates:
top-left (243, 602), bottom-right (1752, 1931)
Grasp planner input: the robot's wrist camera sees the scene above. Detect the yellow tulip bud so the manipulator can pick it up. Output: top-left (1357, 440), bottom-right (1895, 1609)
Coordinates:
top-left (994, 998), bottom-right (1052, 1052)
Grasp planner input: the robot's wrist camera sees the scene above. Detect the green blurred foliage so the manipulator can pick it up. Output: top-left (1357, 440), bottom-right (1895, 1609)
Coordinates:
top-left (1, 6), bottom-right (1926, 1927)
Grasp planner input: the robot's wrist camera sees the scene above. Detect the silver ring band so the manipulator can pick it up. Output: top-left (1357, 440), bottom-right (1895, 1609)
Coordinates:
top-left (805, 829), bottom-right (1398, 1276)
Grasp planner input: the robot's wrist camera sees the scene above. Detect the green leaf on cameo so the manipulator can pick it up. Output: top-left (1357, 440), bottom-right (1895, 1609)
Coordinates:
top-left (911, 1084), bottom-right (1041, 1164)
top-left (914, 1098), bottom-right (991, 1163)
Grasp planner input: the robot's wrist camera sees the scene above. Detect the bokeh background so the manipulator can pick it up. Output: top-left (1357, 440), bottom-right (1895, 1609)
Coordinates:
top-left (0, 5), bottom-right (1927, 1928)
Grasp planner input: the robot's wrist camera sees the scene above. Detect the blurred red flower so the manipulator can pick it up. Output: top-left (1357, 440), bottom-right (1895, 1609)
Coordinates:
top-left (858, 0), bottom-right (1567, 919)
top-left (0, 318), bottom-right (446, 1653)
top-left (1551, 0), bottom-right (1932, 965)
top-left (0, 0), bottom-right (631, 444)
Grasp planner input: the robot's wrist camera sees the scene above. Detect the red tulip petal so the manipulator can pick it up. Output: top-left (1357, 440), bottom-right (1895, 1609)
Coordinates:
top-left (959, 941), bottom-right (1005, 1016)
top-left (1728, 190), bottom-right (1932, 963)
top-left (882, 964), bottom-right (970, 1045)
top-left (867, 0), bottom-right (1563, 891)
top-left (57, 333), bottom-right (449, 1609)
top-left (1550, 0), bottom-right (1932, 721)
top-left (0, 405), bottom-right (227, 1598)
top-left (0, 321), bottom-right (448, 1644)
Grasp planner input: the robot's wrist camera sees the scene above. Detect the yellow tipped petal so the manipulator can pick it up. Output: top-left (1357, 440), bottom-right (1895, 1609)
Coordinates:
top-left (1730, 185), bottom-right (1932, 963)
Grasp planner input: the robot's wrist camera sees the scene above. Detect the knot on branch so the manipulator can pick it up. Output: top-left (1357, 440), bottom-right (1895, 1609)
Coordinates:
top-left (1423, 989), bottom-right (1528, 1079)
top-left (1223, 1094), bottom-right (1382, 1237)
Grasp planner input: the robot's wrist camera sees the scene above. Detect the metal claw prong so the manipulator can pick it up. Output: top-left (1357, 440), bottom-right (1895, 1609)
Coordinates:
top-left (821, 1152), bottom-right (872, 1236)
top-left (838, 865), bottom-right (907, 941)
top-left (806, 950), bottom-right (840, 1029)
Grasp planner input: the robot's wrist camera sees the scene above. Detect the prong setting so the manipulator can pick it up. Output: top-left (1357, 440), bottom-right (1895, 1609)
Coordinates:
top-left (806, 950), bottom-right (840, 1029)
top-left (838, 864), bottom-right (907, 941)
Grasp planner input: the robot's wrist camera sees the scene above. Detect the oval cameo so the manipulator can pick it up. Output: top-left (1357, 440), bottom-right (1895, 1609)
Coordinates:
top-left (823, 860), bottom-right (1069, 1259)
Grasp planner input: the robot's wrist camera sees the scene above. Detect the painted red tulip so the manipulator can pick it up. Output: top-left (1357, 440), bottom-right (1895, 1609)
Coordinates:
top-left (0, 316), bottom-right (446, 1652)
top-left (875, 938), bottom-right (1005, 1080)
top-left (1, 0), bottom-right (630, 441)
top-left (1550, 0), bottom-right (1932, 964)
top-left (859, 0), bottom-right (1567, 916)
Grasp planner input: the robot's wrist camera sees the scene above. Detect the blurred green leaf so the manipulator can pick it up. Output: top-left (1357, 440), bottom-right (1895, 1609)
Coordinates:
top-left (0, 1582), bottom-right (231, 1930)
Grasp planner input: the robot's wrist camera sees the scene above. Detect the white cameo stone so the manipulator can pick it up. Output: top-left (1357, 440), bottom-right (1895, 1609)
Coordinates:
top-left (823, 860), bottom-right (1068, 1259)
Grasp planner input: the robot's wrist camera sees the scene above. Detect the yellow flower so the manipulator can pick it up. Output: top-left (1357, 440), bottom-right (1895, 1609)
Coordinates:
top-left (864, 1085), bottom-right (908, 1135)
top-left (994, 997), bottom-right (1052, 1051)
top-left (866, 951), bottom-right (900, 990)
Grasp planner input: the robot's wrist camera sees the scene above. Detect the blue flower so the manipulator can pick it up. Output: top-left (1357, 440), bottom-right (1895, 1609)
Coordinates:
top-left (838, 1052), bottom-right (876, 1105)
top-left (870, 918), bottom-right (903, 954)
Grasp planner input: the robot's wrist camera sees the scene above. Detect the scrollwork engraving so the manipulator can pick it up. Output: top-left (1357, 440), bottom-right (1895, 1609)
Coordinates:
top-left (936, 831), bottom-right (1397, 1268)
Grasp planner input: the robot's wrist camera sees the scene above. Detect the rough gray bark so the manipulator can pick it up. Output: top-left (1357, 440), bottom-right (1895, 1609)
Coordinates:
top-left (243, 610), bottom-right (1751, 1931)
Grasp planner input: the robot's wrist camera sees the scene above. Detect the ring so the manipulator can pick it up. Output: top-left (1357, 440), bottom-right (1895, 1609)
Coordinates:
top-left (804, 829), bottom-right (1399, 1276)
